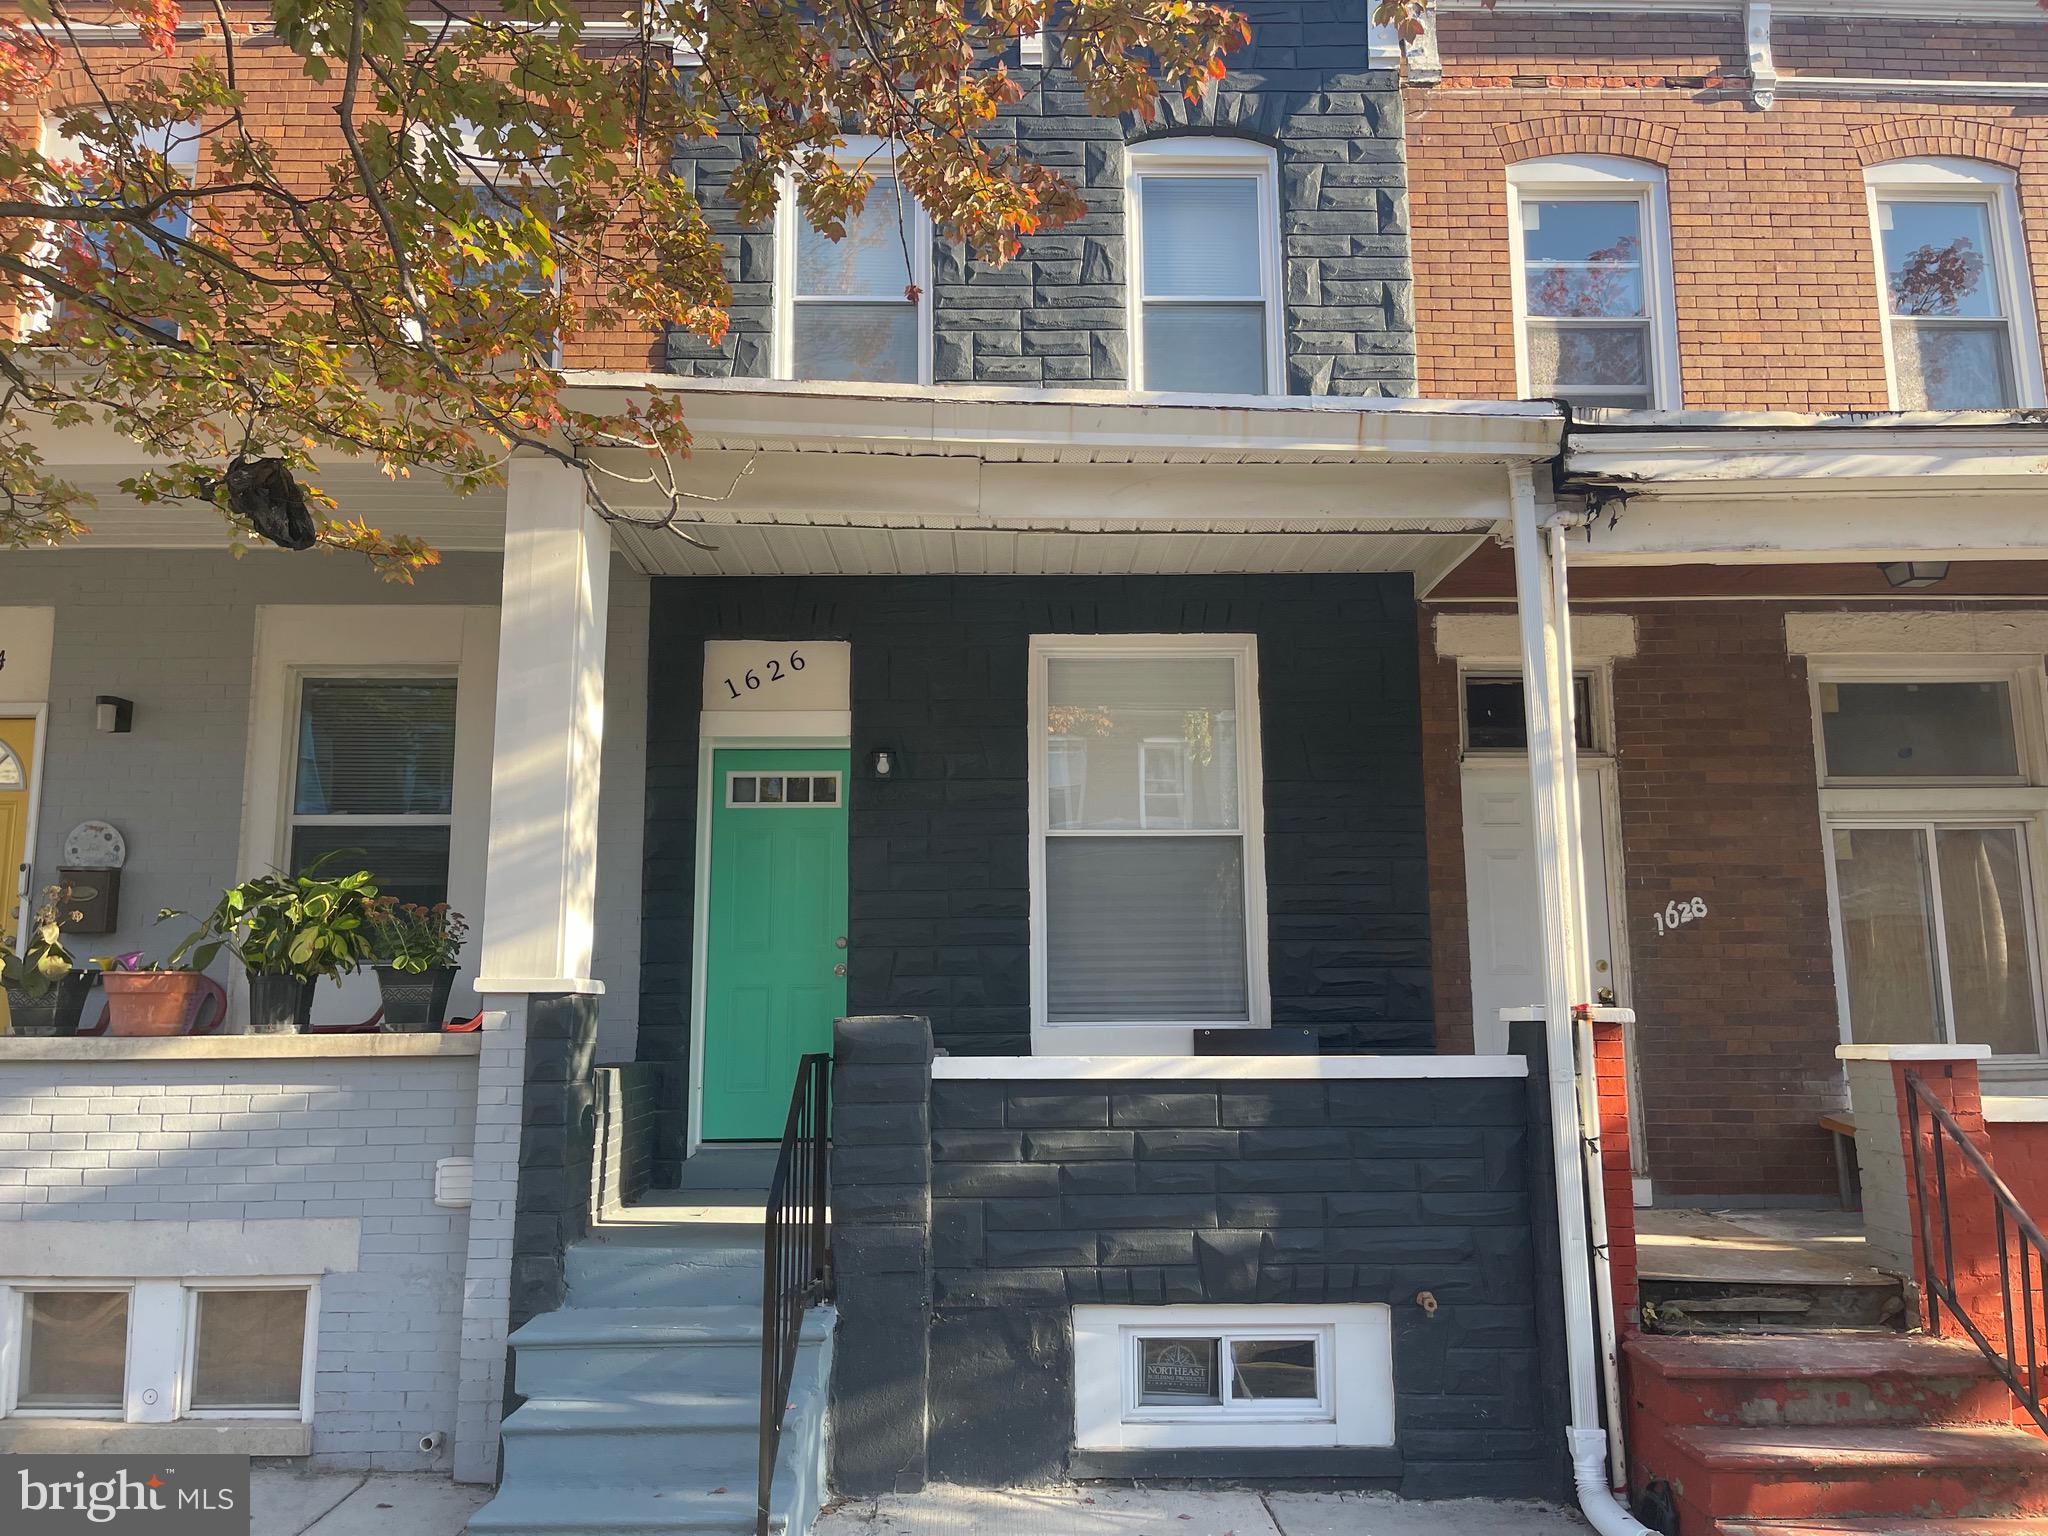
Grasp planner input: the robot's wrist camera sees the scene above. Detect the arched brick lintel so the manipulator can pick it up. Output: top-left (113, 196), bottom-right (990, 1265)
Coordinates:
top-left (1852, 119), bottom-right (2027, 170)
top-left (1495, 116), bottom-right (1677, 167)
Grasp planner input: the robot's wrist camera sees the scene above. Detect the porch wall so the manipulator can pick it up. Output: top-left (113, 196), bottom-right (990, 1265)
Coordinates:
top-left (0, 549), bottom-right (649, 1057)
top-left (641, 575), bottom-right (1434, 1179)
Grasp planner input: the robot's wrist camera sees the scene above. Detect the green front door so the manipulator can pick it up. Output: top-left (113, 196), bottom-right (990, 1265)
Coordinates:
top-left (700, 748), bottom-right (849, 1140)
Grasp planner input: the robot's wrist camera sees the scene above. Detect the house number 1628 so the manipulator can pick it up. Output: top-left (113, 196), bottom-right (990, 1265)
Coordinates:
top-left (1653, 897), bottom-right (1708, 936)
top-left (721, 647), bottom-right (807, 700)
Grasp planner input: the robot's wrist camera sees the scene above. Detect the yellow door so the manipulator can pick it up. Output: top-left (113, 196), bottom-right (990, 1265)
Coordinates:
top-left (0, 716), bottom-right (36, 950)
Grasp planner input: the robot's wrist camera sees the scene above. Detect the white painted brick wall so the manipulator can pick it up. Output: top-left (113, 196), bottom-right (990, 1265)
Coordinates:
top-left (0, 1055), bottom-right (477, 1472)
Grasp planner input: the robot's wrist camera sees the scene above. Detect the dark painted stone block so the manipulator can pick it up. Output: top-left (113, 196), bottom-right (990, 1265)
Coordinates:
top-left (1004, 1091), bottom-right (1110, 1129)
top-left (835, 1102), bottom-right (932, 1147)
top-left (1219, 1085), bottom-right (1328, 1126)
top-left (986, 1229), bottom-right (1097, 1267)
top-left (932, 1161), bottom-right (1060, 1199)
top-left (1062, 1193), bottom-right (1217, 1230)
top-left (1216, 1158), bottom-right (1355, 1193)
top-left (927, 1308), bottom-right (1071, 1485)
top-left (932, 1130), bottom-right (1026, 1162)
top-left (932, 1268), bottom-right (1069, 1307)
top-left (831, 1273), bottom-right (930, 1494)
top-left (1098, 1229), bottom-right (1198, 1266)
top-left (1109, 1091), bottom-right (1220, 1128)
top-left (981, 1196), bottom-right (1066, 1231)
top-left (834, 1182), bottom-right (929, 1224)
top-left (933, 1201), bottom-right (986, 1269)
top-left (1135, 1129), bottom-right (1241, 1160)
top-left (1022, 1129), bottom-right (1134, 1161)
top-left (1135, 1161), bottom-right (1219, 1195)
top-left (839, 1225), bottom-right (929, 1276)
top-left (1239, 1126), bottom-right (1354, 1159)
top-left (1325, 1191), bottom-right (1427, 1225)
top-left (1217, 1193), bottom-right (1323, 1228)
top-left (1060, 1162), bottom-right (1140, 1195)
top-left (836, 1013), bottom-right (937, 1065)
top-left (1193, 1229), bottom-right (1263, 1300)
top-left (931, 1081), bottom-right (1006, 1127)
top-left (835, 1144), bottom-right (931, 1187)
top-left (838, 1064), bottom-right (936, 1105)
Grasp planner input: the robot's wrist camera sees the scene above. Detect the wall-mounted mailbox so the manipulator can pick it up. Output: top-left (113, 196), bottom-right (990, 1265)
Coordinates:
top-left (54, 868), bottom-right (120, 935)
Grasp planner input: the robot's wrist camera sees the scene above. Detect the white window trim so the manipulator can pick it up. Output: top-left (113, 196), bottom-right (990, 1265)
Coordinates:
top-left (0, 1279), bottom-right (317, 1425)
top-left (1073, 1304), bottom-right (1394, 1451)
top-left (1506, 155), bottom-right (1682, 410)
top-left (1863, 157), bottom-right (2044, 411)
top-left (1026, 633), bottom-right (1270, 1056)
top-left (772, 137), bottom-right (934, 386)
top-left (1125, 138), bottom-right (1285, 396)
top-left (1811, 656), bottom-right (2048, 1057)
top-left (237, 606), bottom-right (498, 1030)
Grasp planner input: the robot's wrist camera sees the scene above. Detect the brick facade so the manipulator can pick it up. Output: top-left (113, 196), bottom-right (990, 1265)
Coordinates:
top-left (0, 1046), bottom-right (478, 1470)
top-left (666, 0), bottom-right (1413, 394)
top-left (1406, 8), bottom-right (2048, 410)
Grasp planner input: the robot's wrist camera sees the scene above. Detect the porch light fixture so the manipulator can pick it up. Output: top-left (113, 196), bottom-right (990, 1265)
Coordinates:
top-left (1879, 561), bottom-right (1951, 589)
top-left (94, 696), bottom-right (134, 734)
top-left (870, 749), bottom-right (895, 779)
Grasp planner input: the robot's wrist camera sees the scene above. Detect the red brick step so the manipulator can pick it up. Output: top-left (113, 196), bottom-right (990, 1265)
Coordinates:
top-left (1627, 1331), bottom-right (2012, 1430)
top-left (1659, 1423), bottom-right (2048, 1527)
top-left (1717, 1523), bottom-right (2047, 1535)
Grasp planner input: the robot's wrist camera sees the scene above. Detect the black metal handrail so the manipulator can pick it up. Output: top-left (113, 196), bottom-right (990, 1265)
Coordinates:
top-left (1904, 1068), bottom-right (2048, 1435)
top-left (758, 1052), bottom-right (833, 1536)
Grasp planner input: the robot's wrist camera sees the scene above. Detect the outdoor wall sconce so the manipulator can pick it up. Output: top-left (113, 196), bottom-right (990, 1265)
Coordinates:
top-left (1879, 561), bottom-right (1951, 589)
top-left (870, 748), bottom-right (895, 779)
top-left (94, 696), bottom-right (134, 734)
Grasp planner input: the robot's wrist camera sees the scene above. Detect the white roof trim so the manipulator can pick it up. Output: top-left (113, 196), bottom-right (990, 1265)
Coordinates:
top-left (559, 373), bottom-right (1564, 465)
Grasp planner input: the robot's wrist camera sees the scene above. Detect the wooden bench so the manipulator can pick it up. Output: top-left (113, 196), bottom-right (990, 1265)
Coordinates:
top-left (1821, 1109), bottom-right (1860, 1210)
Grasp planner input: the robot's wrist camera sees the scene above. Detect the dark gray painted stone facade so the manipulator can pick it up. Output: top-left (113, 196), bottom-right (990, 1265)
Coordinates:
top-left (638, 574), bottom-right (1432, 1179)
top-left (511, 992), bottom-right (602, 1330)
top-left (665, 1), bottom-right (1411, 395)
top-left (830, 1015), bottom-right (1571, 1497)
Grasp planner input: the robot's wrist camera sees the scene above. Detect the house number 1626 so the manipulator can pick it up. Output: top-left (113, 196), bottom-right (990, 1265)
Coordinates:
top-left (721, 647), bottom-right (807, 700)
top-left (1653, 897), bottom-right (1708, 936)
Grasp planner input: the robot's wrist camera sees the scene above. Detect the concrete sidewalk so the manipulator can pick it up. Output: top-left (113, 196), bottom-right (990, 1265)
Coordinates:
top-left (251, 1469), bottom-right (490, 1536)
top-left (815, 1486), bottom-right (1590, 1536)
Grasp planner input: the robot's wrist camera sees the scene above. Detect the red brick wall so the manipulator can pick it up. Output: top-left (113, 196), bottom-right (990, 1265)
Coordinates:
top-left (28, 18), bottom-right (664, 370)
top-left (1408, 11), bottom-right (2048, 410)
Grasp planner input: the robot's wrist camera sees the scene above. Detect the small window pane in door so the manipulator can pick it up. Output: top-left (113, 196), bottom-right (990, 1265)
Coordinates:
top-left (1820, 681), bottom-right (2018, 779)
top-left (1936, 826), bottom-right (2042, 1056)
top-left (1462, 675), bottom-right (1596, 752)
top-left (19, 1291), bottom-right (128, 1410)
top-left (1229, 1338), bottom-right (1319, 1401)
top-left (1139, 1337), bottom-right (1220, 1405)
top-left (1832, 827), bottom-right (1944, 1045)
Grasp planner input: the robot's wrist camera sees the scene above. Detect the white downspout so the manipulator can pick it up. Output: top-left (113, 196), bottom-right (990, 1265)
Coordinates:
top-left (1507, 467), bottom-right (1653, 1536)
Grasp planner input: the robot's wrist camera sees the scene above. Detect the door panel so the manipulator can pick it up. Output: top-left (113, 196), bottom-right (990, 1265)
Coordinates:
top-left (700, 748), bottom-right (849, 1140)
top-left (0, 717), bottom-right (37, 948)
top-left (1460, 764), bottom-right (1618, 1055)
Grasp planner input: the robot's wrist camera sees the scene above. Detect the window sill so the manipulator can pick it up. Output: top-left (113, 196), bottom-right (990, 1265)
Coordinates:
top-left (0, 1417), bottom-right (313, 1456)
top-left (0, 1034), bottom-right (482, 1062)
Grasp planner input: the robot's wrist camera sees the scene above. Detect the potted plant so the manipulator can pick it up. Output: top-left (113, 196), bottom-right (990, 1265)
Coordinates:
top-left (367, 900), bottom-right (469, 1031)
top-left (2, 887), bottom-right (98, 1037)
top-left (100, 958), bottom-right (228, 1037)
top-left (167, 858), bottom-right (380, 1033)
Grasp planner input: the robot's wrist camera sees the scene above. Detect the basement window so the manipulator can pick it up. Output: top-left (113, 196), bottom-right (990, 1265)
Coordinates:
top-left (1072, 1304), bottom-right (1394, 1450)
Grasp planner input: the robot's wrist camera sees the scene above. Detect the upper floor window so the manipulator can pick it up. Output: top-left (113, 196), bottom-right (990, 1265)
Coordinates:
top-left (32, 113), bottom-right (199, 338)
top-left (1507, 156), bottom-right (1679, 410)
top-left (774, 142), bottom-right (932, 385)
top-left (1865, 159), bottom-right (2041, 411)
top-left (1127, 139), bottom-right (1281, 395)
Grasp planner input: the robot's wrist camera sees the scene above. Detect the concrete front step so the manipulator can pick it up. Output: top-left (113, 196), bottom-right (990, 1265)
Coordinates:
top-left (1627, 1331), bottom-right (2012, 1429)
top-left (511, 1307), bottom-right (829, 1399)
top-left (1641, 1277), bottom-right (1907, 1335)
top-left (1658, 1423), bottom-right (2048, 1527)
top-left (568, 1242), bottom-right (763, 1309)
top-left (501, 1371), bottom-right (824, 1483)
top-left (466, 1485), bottom-right (775, 1536)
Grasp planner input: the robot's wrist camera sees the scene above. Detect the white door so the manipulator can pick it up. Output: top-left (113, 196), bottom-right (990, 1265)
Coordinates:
top-left (1461, 764), bottom-right (1621, 1055)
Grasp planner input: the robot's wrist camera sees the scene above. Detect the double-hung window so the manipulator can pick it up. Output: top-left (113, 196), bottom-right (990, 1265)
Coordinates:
top-left (1508, 157), bottom-right (1679, 409)
top-left (1128, 140), bottom-right (1281, 394)
top-left (1866, 159), bottom-right (2041, 411)
top-left (32, 114), bottom-right (200, 338)
top-left (1030, 636), bottom-right (1266, 1038)
top-left (1816, 666), bottom-right (2048, 1057)
top-left (775, 143), bottom-right (932, 384)
top-left (288, 675), bottom-right (458, 907)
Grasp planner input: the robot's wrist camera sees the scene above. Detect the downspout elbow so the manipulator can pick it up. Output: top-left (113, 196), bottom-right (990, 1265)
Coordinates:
top-left (1572, 1425), bottom-right (1654, 1536)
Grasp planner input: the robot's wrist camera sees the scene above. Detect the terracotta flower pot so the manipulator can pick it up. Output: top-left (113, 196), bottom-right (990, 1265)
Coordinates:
top-left (102, 972), bottom-right (228, 1037)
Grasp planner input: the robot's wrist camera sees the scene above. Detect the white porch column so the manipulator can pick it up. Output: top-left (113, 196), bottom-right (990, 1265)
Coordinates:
top-left (454, 458), bottom-right (612, 1484)
top-left (1508, 464), bottom-right (1631, 1482)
